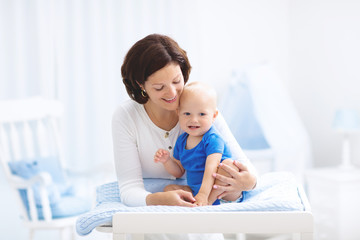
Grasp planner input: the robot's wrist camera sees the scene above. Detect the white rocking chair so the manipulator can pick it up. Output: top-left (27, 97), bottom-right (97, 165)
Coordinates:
top-left (0, 97), bottom-right (91, 240)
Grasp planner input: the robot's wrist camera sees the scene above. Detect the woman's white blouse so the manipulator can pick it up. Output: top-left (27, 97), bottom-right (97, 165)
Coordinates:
top-left (112, 99), bottom-right (254, 207)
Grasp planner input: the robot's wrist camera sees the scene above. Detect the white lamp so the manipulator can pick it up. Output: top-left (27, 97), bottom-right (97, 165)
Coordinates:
top-left (333, 109), bottom-right (360, 169)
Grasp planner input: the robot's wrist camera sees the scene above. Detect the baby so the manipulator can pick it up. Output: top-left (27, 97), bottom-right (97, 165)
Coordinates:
top-left (154, 82), bottom-right (240, 206)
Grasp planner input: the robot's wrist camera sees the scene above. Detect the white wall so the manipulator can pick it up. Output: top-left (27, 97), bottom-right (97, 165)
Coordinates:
top-left (288, 0), bottom-right (360, 167)
top-left (188, 0), bottom-right (360, 169)
top-left (195, 0), bottom-right (290, 94)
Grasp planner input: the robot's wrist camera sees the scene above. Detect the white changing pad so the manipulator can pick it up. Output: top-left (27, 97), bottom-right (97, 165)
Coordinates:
top-left (76, 172), bottom-right (305, 236)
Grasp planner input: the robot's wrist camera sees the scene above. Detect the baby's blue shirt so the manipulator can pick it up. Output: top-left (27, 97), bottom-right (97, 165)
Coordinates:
top-left (173, 126), bottom-right (232, 204)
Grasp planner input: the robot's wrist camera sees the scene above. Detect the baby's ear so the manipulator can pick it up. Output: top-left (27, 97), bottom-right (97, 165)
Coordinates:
top-left (213, 109), bottom-right (219, 120)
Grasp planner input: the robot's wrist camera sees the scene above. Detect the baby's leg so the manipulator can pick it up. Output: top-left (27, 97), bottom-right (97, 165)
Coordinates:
top-left (163, 184), bottom-right (192, 193)
top-left (208, 159), bottom-right (242, 204)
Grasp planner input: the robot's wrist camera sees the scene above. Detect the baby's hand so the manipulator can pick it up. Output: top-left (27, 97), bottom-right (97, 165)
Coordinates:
top-left (194, 193), bottom-right (209, 206)
top-left (154, 149), bottom-right (170, 164)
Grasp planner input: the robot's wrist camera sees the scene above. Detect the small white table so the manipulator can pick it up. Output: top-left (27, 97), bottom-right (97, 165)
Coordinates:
top-left (306, 167), bottom-right (360, 240)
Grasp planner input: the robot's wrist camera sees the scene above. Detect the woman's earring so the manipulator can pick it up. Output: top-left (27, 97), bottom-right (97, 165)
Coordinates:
top-left (141, 89), bottom-right (147, 98)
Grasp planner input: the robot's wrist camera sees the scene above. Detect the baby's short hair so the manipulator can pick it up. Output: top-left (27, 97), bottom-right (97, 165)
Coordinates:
top-left (181, 82), bottom-right (217, 108)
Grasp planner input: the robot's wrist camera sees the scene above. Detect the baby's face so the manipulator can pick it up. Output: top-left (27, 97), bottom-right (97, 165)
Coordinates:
top-left (178, 92), bottom-right (217, 137)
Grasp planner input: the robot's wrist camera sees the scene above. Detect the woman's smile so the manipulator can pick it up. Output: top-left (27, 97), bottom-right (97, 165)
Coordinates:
top-left (163, 96), bottom-right (177, 103)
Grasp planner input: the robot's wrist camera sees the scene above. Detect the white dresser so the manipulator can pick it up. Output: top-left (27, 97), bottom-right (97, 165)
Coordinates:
top-left (306, 168), bottom-right (360, 240)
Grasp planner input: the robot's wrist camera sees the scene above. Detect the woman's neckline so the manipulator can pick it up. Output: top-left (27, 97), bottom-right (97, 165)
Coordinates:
top-left (140, 104), bottom-right (179, 132)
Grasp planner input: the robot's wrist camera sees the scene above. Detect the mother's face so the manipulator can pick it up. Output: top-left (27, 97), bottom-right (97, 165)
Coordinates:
top-left (143, 62), bottom-right (184, 111)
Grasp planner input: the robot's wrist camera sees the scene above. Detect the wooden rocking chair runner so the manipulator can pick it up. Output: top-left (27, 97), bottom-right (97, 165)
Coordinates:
top-left (0, 97), bottom-right (91, 240)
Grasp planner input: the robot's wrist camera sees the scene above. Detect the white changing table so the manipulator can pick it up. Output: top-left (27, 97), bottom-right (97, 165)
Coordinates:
top-left (96, 186), bottom-right (313, 240)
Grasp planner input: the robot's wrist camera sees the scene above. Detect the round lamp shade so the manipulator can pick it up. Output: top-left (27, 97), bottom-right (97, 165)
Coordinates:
top-left (333, 109), bottom-right (360, 133)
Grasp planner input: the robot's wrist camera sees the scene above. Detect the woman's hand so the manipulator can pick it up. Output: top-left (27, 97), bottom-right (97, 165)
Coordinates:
top-left (213, 161), bottom-right (257, 200)
top-left (146, 190), bottom-right (197, 207)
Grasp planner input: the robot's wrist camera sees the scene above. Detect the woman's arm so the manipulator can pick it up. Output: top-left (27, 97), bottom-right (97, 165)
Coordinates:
top-left (213, 111), bottom-right (257, 192)
top-left (112, 106), bottom-right (150, 206)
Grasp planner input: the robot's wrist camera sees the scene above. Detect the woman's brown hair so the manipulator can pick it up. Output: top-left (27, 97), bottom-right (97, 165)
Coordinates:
top-left (121, 34), bottom-right (192, 104)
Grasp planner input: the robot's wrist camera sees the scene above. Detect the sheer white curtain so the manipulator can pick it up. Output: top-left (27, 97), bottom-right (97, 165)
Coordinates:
top-left (0, 0), bottom-right (202, 173)
top-left (0, 0), bottom-right (55, 98)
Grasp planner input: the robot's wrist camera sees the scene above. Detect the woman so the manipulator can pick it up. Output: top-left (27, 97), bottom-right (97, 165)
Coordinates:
top-left (112, 34), bottom-right (257, 237)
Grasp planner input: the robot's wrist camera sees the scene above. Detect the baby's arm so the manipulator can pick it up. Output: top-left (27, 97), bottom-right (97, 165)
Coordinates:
top-left (154, 149), bottom-right (185, 178)
top-left (195, 153), bottom-right (222, 206)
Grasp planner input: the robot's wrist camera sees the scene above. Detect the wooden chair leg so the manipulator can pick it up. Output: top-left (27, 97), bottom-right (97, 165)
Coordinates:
top-left (70, 226), bottom-right (76, 240)
top-left (60, 227), bottom-right (69, 240)
top-left (113, 233), bottom-right (127, 240)
top-left (236, 233), bottom-right (247, 240)
top-left (300, 233), bottom-right (313, 240)
top-left (29, 229), bottom-right (35, 240)
top-left (132, 234), bottom-right (145, 240)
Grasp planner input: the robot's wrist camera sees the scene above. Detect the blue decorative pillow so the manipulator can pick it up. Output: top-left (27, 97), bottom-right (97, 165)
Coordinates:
top-left (8, 157), bottom-right (68, 206)
top-left (37, 195), bottom-right (92, 219)
top-left (30, 156), bottom-right (75, 196)
top-left (8, 157), bottom-right (92, 220)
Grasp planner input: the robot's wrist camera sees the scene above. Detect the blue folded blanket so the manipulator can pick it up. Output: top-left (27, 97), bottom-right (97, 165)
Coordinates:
top-left (76, 172), bottom-right (305, 236)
